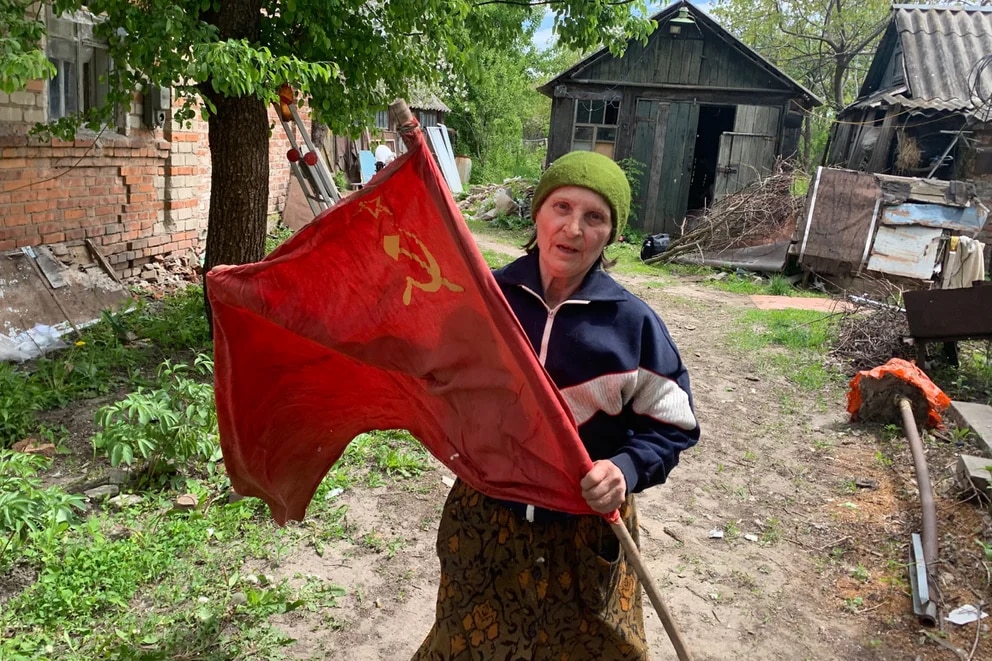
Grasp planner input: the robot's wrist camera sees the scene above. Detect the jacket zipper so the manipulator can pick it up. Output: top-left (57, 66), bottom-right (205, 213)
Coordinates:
top-left (519, 286), bottom-right (589, 366)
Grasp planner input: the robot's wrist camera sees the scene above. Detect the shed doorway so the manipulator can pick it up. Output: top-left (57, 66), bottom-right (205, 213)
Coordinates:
top-left (688, 105), bottom-right (735, 211)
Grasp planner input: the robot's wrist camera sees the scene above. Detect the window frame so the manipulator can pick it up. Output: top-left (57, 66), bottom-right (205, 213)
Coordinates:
top-left (571, 98), bottom-right (621, 158)
top-left (45, 7), bottom-right (115, 126)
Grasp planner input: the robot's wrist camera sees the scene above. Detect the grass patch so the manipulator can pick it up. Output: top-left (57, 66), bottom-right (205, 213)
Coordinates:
top-left (728, 308), bottom-right (842, 391)
top-left (2, 428), bottom-right (431, 659)
top-left (478, 248), bottom-right (516, 269)
top-left (606, 241), bottom-right (663, 276)
top-left (0, 286), bottom-right (212, 449)
top-left (463, 218), bottom-right (531, 247)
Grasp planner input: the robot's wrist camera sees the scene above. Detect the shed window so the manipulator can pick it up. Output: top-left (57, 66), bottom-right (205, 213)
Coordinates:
top-left (417, 110), bottom-right (439, 127)
top-left (375, 110), bottom-right (390, 130)
top-left (572, 99), bottom-right (620, 158)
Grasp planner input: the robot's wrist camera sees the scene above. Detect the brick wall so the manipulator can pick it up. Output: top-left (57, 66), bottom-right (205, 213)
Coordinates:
top-left (1, 81), bottom-right (301, 277)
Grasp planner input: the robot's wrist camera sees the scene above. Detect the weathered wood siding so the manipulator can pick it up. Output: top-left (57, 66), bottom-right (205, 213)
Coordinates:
top-left (547, 97), bottom-right (575, 166)
top-left (580, 31), bottom-right (790, 92)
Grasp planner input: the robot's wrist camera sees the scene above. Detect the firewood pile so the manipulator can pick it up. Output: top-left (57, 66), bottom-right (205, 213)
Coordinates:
top-left (647, 159), bottom-right (803, 263)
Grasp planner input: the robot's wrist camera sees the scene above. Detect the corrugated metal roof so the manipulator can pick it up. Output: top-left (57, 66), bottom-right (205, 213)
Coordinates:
top-left (407, 89), bottom-right (450, 113)
top-left (893, 5), bottom-right (992, 114)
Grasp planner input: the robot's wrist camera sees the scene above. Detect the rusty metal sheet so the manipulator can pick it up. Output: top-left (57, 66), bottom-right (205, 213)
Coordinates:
top-left (866, 225), bottom-right (943, 280)
top-left (904, 286), bottom-right (992, 342)
top-left (881, 202), bottom-right (986, 234)
top-left (677, 241), bottom-right (790, 273)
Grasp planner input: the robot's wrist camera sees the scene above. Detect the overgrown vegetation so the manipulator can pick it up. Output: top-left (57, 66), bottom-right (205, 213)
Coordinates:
top-left (0, 287), bottom-right (212, 450)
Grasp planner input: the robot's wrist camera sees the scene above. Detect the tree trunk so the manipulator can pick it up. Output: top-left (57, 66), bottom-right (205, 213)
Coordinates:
top-left (204, 94), bottom-right (269, 274)
top-left (311, 120), bottom-right (328, 150)
top-left (201, 0), bottom-right (266, 329)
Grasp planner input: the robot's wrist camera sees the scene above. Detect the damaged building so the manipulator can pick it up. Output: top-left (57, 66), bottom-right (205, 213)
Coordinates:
top-left (826, 4), bottom-right (992, 187)
top-left (539, 0), bottom-right (822, 235)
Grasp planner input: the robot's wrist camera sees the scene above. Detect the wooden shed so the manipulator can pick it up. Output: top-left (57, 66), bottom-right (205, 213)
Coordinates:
top-left (539, 1), bottom-right (821, 235)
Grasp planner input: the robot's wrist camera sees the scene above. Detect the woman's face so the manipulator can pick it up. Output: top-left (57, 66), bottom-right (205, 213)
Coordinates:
top-left (535, 185), bottom-right (613, 286)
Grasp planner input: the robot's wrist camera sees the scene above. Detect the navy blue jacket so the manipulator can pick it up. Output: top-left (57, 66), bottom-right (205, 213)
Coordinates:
top-left (493, 251), bottom-right (699, 499)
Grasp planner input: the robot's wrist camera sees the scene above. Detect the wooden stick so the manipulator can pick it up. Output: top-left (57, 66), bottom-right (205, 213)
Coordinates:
top-left (610, 519), bottom-right (695, 661)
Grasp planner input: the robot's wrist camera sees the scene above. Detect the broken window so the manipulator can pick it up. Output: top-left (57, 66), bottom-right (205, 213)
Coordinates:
top-left (46, 8), bottom-right (111, 121)
top-left (572, 99), bottom-right (620, 158)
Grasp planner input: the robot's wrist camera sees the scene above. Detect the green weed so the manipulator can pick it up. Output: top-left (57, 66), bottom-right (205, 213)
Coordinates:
top-left (92, 355), bottom-right (219, 485)
top-left (0, 450), bottom-right (86, 570)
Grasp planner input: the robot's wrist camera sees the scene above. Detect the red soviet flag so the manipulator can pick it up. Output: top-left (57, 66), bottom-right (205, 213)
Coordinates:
top-left (207, 129), bottom-right (599, 525)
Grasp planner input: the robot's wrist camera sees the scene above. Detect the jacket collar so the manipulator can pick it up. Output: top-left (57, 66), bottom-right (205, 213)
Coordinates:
top-left (495, 250), bottom-right (627, 303)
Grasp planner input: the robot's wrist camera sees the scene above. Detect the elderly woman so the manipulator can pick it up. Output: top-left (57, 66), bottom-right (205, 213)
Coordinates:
top-left (413, 151), bottom-right (700, 660)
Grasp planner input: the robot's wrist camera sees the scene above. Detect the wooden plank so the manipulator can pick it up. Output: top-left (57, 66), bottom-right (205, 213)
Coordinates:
top-left (657, 101), bottom-right (696, 234)
top-left (734, 105), bottom-right (780, 136)
top-left (85, 239), bottom-right (121, 283)
top-left (904, 286), bottom-right (992, 341)
top-left (32, 246), bottom-right (68, 289)
top-left (799, 168), bottom-right (882, 271)
top-left (714, 132), bottom-right (776, 199)
top-left (866, 110), bottom-right (898, 172)
top-left (865, 225), bottom-right (943, 279)
top-left (647, 103), bottom-right (671, 234)
top-left (547, 97), bottom-right (575, 163)
top-left (684, 39), bottom-right (703, 85)
top-left (654, 36), bottom-right (673, 83)
top-left (631, 98), bottom-right (660, 232)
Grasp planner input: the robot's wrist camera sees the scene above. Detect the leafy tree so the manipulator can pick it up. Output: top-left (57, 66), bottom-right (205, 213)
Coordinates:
top-left (1, 0), bottom-right (655, 312)
top-left (710, 0), bottom-right (890, 112)
top-left (443, 16), bottom-right (589, 183)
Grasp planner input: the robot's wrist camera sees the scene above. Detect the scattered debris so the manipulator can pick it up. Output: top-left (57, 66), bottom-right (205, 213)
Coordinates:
top-left (708, 528), bottom-right (724, 539)
top-left (440, 475), bottom-right (456, 488)
top-left (744, 533), bottom-right (760, 542)
top-left (124, 251), bottom-right (201, 294)
top-left (84, 484), bottom-right (120, 499)
top-left (457, 178), bottom-right (535, 223)
top-left (107, 494), bottom-right (143, 509)
top-left (324, 487), bottom-right (345, 499)
top-left (945, 604), bottom-right (988, 626)
top-left (10, 438), bottom-right (56, 457)
top-left (174, 493), bottom-right (199, 510)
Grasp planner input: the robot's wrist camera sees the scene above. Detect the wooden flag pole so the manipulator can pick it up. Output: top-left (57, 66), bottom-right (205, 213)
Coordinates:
top-left (387, 96), bottom-right (695, 661)
top-left (611, 519), bottom-right (695, 661)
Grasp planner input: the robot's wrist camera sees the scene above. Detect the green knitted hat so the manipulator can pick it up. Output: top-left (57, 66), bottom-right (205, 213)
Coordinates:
top-left (531, 151), bottom-right (631, 241)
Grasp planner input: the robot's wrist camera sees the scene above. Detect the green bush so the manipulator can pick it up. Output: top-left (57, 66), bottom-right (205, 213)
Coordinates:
top-left (92, 354), bottom-right (220, 484)
top-left (0, 450), bottom-right (85, 569)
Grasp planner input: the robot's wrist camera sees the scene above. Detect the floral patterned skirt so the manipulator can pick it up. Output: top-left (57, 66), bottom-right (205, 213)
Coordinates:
top-left (412, 480), bottom-right (647, 660)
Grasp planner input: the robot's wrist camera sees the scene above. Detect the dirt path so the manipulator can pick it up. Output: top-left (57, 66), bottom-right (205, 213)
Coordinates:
top-left (266, 236), bottom-right (989, 660)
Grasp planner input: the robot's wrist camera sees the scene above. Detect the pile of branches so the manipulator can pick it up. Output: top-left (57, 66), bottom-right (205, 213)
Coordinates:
top-left (647, 158), bottom-right (803, 264)
top-left (830, 304), bottom-right (914, 373)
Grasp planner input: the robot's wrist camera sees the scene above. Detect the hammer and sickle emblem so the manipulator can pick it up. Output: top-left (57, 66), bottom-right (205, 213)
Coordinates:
top-left (383, 231), bottom-right (464, 305)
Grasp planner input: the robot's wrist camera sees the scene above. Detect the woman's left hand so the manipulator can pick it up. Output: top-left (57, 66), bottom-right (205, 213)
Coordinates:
top-left (580, 460), bottom-right (627, 514)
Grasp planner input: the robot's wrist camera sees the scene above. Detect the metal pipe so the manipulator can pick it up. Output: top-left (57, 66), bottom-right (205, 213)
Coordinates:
top-left (898, 397), bottom-right (938, 569)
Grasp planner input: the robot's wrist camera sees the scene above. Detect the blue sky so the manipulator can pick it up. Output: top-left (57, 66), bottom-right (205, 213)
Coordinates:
top-left (532, 1), bottom-right (711, 51)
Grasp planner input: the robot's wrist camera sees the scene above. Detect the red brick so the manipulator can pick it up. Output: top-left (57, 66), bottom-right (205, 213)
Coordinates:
top-left (63, 208), bottom-right (86, 221)
top-left (41, 232), bottom-right (65, 243)
top-left (24, 201), bottom-right (52, 213)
